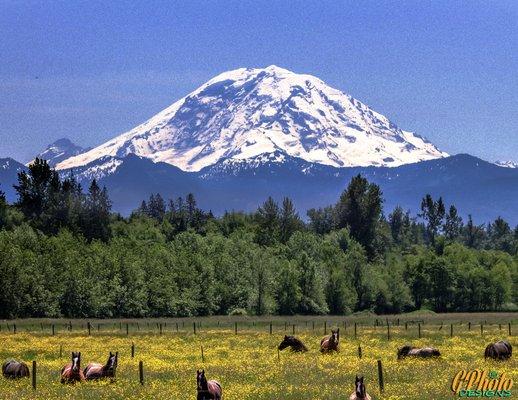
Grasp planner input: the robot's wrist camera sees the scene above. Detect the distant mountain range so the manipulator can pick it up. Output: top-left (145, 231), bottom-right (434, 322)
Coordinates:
top-left (1, 66), bottom-right (517, 223)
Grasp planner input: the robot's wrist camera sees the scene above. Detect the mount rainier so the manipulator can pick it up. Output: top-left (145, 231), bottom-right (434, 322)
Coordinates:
top-left (56, 65), bottom-right (446, 173)
top-left (2, 66), bottom-right (518, 223)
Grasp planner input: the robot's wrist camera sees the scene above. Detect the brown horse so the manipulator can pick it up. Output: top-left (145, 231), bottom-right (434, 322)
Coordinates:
top-left (485, 340), bottom-right (512, 360)
top-left (349, 375), bottom-right (371, 400)
top-left (84, 352), bottom-right (118, 380)
top-left (320, 328), bottom-right (339, 352)
top-left (278, 335), bottom-right (308, 352)
top-left (397, 345), bottom-right (440, 360)
top-left (197, 369), bottom-right (222, 400)
top-left (2, 360), bottom-right (30, 379)
top-left (61, 352), bottom-right (85, 384)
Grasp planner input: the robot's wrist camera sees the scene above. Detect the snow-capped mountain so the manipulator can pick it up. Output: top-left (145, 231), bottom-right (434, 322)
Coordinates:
top-left (34, 138), bottom-right (90, 167)
top-left (495, 160), bottom-right (518, 169)
top-left (57, 65), bottom-right (447, 172)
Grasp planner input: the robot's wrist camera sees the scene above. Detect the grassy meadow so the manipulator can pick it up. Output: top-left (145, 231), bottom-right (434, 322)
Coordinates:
top-left (0, 313), bottom-right (516, 399)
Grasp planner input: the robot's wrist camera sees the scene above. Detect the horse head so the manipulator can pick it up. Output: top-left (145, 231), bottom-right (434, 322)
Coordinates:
top-left (71, 352), bottom-right (81, 374)
top-left (197, 369), bottom-right (208, 391)
top-left (105, 352), bottom-right (118, 376)
top-left (278, 335), bottom-right (292, 350)
top-left (331, 328), bottom-right (339, 345)
top-left (355, 375), bottom-right (366, 398)
top-left (397, 345), bottom-right (412, 359)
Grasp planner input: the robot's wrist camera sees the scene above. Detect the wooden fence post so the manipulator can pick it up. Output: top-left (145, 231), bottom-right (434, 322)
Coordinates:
top-left (59, 344), bottom-right (63, 358)
top-left (405, 321), bottom-right (408, 330)
top-left (324, 321), bottom-right (327, 335)
top-left (354, 322), bottom-right (357, 338)
top-left (131, 342), bottom-right (135, 358)
top-left (52, 324), bottom-right (55, 336)
top-left (269, 322), bottom-right (272, 335)
top-left (235, 322), bottom-right (238, 335)
top-left (32, 361), bottom-right (36, 390)
top-left (87, 322), bottom-right (91, 336)
top-left (358, 345), bottom-right (362, 359)
top-left (201, 346), bottom-right (205, 362)
top-left (13, 324), bottom-right (16, 334)
top-left (292, 324), bottom-right (295, 335)
top-left (387, 324), bottom-right (390, 340)
top-left (193, 322), bottom-right (196, 335)
top-left (509, 323), bottom-right (512, 336)
top-left (468, 322), bottom-right (471, 331)
top-left (450, 324), bottom-right (453, 338)
top-left (139, 361), bottom-right (144, 385)
top-left (480, 324), bottom-right (483, 335)
top-left (418, 323), bottom-right (421, 338)
top-left (377, 360), bottom-right (384, 393)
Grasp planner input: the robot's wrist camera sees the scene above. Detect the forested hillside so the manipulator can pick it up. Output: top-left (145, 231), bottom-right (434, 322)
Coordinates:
top-left (0, 159), bottom-right (516, 319)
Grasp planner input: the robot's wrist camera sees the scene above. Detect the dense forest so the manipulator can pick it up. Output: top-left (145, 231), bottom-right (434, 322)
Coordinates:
top-left (0, 159), bottom-right (516, 319)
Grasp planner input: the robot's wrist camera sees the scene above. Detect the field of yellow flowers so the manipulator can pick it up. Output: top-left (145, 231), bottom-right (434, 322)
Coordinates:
top-left (0, 316), bottom-right (516, 399)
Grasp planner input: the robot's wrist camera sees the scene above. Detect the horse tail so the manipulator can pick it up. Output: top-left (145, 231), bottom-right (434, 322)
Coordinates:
top-left (1, 361), bottom-right (9, 376)
top-left (18, 362), bottom-right (29, 378)
top-left (484, 344), bottom-right (492, 359)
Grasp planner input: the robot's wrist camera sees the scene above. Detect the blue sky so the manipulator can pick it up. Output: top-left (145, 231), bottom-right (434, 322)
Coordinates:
top-left (1, 0), bottom-right (517, 163)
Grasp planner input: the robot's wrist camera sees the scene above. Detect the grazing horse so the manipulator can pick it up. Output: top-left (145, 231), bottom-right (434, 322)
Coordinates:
top-left (278, 335), bottom-right (308, 352)
top-left (197, 369), bottom-right (222, 400)
top-left (84, 352), bottom-right (118, 380)
top-left (349, 375), bottom-right (371, 400)
top-left (485, 340), bottom-right (512, 360)
top-left (2, 360), bottom-right (30, 379)
top-left (61, 352), bottom-right (85, 384)
top-left (320, 328), bottom-right (339, 352)
top-left (397, 345), bottom-right (441, 360)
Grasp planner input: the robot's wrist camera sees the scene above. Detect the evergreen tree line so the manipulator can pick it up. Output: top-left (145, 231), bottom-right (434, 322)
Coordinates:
top-left (0, 161), bottom-right (516, 318)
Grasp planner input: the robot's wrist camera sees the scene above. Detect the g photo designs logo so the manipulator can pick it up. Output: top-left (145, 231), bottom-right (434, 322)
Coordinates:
top-left (452, 370), bottom-right (513, 397)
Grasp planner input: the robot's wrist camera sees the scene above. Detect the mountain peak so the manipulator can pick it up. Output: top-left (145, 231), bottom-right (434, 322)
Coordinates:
top-left (57, 66), bottom-right (447, 172)
top-left (33, 138), bottom-right (90, 167)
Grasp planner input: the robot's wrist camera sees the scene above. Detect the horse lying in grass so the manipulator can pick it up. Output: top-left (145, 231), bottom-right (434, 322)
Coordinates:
top-left (2, 360), bottom-right (29, 379)
top-left (278, 335), bottom-right (308, 352)
top-left (485, 340), bottom-right (512, 360)
top-left (320, 328), bottom-right (339, 353)
top-left (84, 352), bottom-right (118, 380)
top-left (197, 369), bottom-right (222, 400)
top-left (397, 345), bottom-right (440, 360)
top-left (61, 352), bottom-right (85, 384)
top-left (349, 375), bottom-right (371, 400)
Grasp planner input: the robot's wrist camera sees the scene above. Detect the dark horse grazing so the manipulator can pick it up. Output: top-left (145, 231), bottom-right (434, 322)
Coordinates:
top-left (197, 369), bottom-right (222, 400)
top-left (349, 375), bottom-right (371, 400)
top-left (397, 345), bottom-right (441, 360)
top-left (320, 328), bottom-right (339, 352)
top-left (84, 352), bottom-right (118, 380)
top-left (278, 335), bottom-right (308, 352)
top-left (2, 360), bottom-right (30, 379)
top-left (61, 352), bottom-right (85, 384)
top-left (485, 340), bottom-right (512, 360)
